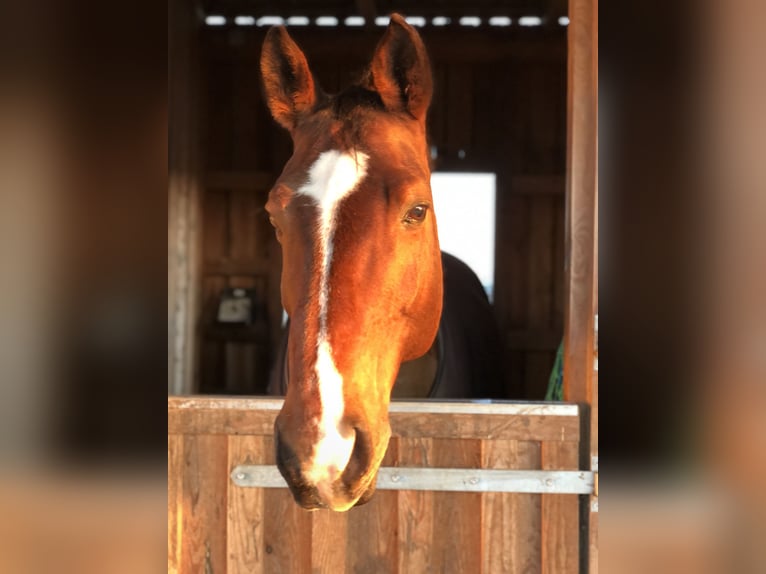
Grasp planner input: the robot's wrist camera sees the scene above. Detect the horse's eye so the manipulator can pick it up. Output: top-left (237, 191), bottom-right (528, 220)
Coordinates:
top-left (404, 204), bottom-right (429, 224)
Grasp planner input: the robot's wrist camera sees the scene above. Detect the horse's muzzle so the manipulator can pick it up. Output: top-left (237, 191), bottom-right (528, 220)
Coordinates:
top-left (274, 424), bottom-right (379, 511)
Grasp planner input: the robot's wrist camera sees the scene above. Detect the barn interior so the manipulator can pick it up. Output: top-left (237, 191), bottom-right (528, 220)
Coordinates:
top-left (169, 0), bottom-right (570, 399)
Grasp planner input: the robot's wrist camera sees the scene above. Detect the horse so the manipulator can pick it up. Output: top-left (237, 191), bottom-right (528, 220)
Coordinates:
top-left (261, 14), bottom-right (502, 511)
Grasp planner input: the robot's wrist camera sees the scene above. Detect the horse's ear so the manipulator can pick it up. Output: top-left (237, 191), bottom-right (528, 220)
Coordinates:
top-left (369, 14), bottom-right (433, 122)
top-left (260, 26), bottom-right (319, 131)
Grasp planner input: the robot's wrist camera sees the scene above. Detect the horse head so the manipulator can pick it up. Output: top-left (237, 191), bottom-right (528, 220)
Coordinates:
top-left (261, 14), bottom-right (442, 511)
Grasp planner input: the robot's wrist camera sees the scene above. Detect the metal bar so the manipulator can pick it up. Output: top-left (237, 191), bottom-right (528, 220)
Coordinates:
top-left (230, 465), bottom-right (594, 494)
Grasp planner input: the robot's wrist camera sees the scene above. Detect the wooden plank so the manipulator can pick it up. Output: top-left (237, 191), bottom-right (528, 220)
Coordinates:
top-left (563, 0), bottom-right (598, 405)
top-left (227, 435), bottom-right (267, 574)
top-left (482, 440), bottom-right (542, 574)
top-left (397, 437), bottom-right (434, 574)
top-left (171, 408), bottom-right (580, 442)
top-left (169, 405), bottom-right (277, 436)
top-left (168, 434), bottom-right (182, 574)
top-left (541, 441), bottom-right (580, 574)
top-left (180, 434), bottom-right (228, 574)
top-left (311, 509), bottom-right (348, 573)
top-left (392, 411), bottom-right (579, 442)
top-left (346, 490), bottom-right (399, 574)
top-left (262, 489), bottom-right (313, 573)
top-left (345, 437), bottom-right (399, 574)
top-left (169, 397), bottom-right (580, 438)
top-left (430, 439), bottom-right (482, 574)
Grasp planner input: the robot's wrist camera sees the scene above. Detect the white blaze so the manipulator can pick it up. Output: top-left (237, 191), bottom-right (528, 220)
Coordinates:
top-left (296, 150), bottom-right (369, 485)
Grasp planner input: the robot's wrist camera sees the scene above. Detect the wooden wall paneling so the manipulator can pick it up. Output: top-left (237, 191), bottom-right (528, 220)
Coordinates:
top-left (345, 492), bottom-right (398, 573)
top-left (345, 435), bottom-right (400, 574)
top-left (481, 440), bottom-right (542, 573)
top-left (427, 62), bottom-right (449, 161)
top-left (311, 510), bottom-right (348, 573)
top-left (203, 190), bottom-right (229, 263)
top-left (526, 196), bottom-right (557, 398)
top-left (230, 57), bottom-right (261, 170)
top-left (527, 198), bottom-right (555, 331)
top-left (200, 275), bottom-right (228, 392)
top-left (497, 193), bottom-right (529, 397)
top-left (445, 64), bottom-right (474, 162)
top-left (203, 52), bottom-right (234, 172)
top-left (263, 491), bottom-right (312, 572)
top-left (397, 437), bottom-right (434, 573)
top-left (553, 196), bottom-right (566, 332)
top-left (530, 64), bottom-right (565, 172)
top-left (540, 441), bottom-right (580, 574)
top-left (180, 434), bottom-right (229, 574)
top-left (227, 435), bottom-right (268, 574)
top-left (228, 190), bottom-right (258, 261)
top-left (430, 439), bottom-right (483, 574)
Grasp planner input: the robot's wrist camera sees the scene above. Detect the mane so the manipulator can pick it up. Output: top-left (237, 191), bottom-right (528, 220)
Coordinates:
top-left (328, 84), bottom-right (385, 118)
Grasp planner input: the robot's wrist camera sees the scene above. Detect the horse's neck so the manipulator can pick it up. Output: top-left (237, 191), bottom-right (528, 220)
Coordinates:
top-left (391, 339), bottom-right (438, 398)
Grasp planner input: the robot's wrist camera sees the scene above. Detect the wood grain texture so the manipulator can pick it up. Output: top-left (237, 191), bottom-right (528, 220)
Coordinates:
top-left (430, 439), bottom-right (482, 574)
top-left (563, 0), bottom-right (598, 406)
top-left (263, 489), bottom-right (312, 574)
top-left (169, 401), bottom-right (579, 443)
top-left (482, 440), bottom-right (542, 574)
top-left (227, 435), bottom-right (268, 574)
top-left (397, 437), bottom-right (434, 573)
top-left (169, 400), bottom-right (586, 573)
top-left (310, 509), bottom-right (347, 574)
top-left (541, 441), bottom-right (580, 574)
top-left (346, 434), bottom-right (399, 574)
top-left (180, 434), bottom-right (229, 574)
top-left (168, 434), bottom-right (182, 574)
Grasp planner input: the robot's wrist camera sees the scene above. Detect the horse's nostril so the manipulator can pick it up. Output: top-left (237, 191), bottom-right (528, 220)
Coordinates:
top-left (342, 426), bottom-right (373, 485)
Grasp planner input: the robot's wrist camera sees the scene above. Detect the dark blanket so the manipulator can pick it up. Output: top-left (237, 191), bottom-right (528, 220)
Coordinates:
top-left (267, 251), bottom-right (504, 399)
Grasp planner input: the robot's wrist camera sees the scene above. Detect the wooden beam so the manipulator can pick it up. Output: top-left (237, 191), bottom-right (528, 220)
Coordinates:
top-left (563, 0), bottom-right (598, 572)
top-left (168, 397), bottom-right (581, 441)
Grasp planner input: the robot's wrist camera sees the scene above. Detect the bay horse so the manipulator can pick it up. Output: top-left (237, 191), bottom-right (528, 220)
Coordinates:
top-left (261, 14), bottom-right (502, 511)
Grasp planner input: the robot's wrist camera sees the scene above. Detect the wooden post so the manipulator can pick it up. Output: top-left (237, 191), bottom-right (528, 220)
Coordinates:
top-left (563, 0), bottom-right (598, 571)
top-left (168, 0), bottom-right (202, 394)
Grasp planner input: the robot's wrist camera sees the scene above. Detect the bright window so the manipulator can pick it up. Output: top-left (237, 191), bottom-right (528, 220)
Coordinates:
top-left (430, 172), bottom-right (496, 301)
